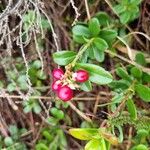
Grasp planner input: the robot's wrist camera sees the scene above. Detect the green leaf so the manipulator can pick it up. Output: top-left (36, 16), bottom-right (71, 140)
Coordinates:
top-left (33, 104), bottom-right (42, 114)
top-left (59, 132), bottom-right (67, 150)
top-left (99, 30), bottom-right (117, 45)
top-left (137, 129), bottom-right (149, 138)
top-left (35, 143), bottom-right (49, 150)
top-left (47, 117), bottom-right (58, 126)
top-left (130, 0), bottom-right (142, 5)
top-left (85, 139), bottom-right (103, 150)
top-left (114, 4), bottom-right (126, 14)
top-left (73, 35), bottom-right (86, 44)
top-left (80, 80), bottom-right (92, 92)
top-left (42, 131), bottom-right (53, 141)
top-left (32, 60), bottom-right (42, 69)
top-left (116, 126), bottom-right (123, 143)
top-left (37, 70), bottom-right (47, 80)
top-left (93, 47), bottom-right (105, 62)
top-left (130, 66), bottom-right (142, 79)
top-left (9, 125), bottom-right (18, 136)
top-left (41, 18), bottom-right (51, 30)
top-left (95, 12), bottom-right (111, 26)
top-left (4, 137), bottom-right (13, 146)
top-left (120, 12), bottom-right (131, 24)
top-left (76, 63), bottom-right (113, 85)
top-left (69, 128), bottom-right (99, 140)
top-left (7, 83), bottom-right (16, 92)
top-left (116, 67), bottom-right (132, 82)
top-left (142, 72), bottom-right (150, 83)
top-left (135, 52), bottom-right (147, 66)
top-left (23, 105), bottom-right (32, 113)
top-left (87, 45), bottom-right (95, 59)
top-left (135, 144), bottom-right (148, 150)
top-left (126, 99), bottom-right (137, 120)
top-left (135, 84), bottom-right (150, 102)
top-left (88, 18), bottom-right (100, 36)
top-left (53, 51), bottom-right (76, 66)
top-left (72, 25), bottom-right (90, 37)
top-left (50, 107), bottom-right (64, 120)
top-left (93, 38), bottom-right (108, 51)
top-left (72, 25), bottom-right (90, 38)
top-left (109, 80), bottom-right (130, 91)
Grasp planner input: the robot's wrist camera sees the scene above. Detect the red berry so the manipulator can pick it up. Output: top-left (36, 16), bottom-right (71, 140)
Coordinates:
top-left (74, 70), bottom-right (89, 82)
top-left (52, 68), bottom-right (64, 80)
top-left (58, 86), bottom-right (73, 101)
top-left (52, 81), bottom-right (62, 91)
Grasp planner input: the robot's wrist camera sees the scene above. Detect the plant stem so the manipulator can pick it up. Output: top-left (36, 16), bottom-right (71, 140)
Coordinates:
top-left (84, 0), bottom-right (91, 20)
top-left (68, 101), bottom-right (92, 122)
top-left (71, 38), bottom-right (94, 67)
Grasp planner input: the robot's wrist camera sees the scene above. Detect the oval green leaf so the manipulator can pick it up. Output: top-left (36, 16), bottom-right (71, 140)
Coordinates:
top-left (85, 139), bottom-right (104, 150)
top-left (80, 80), bottom-right (92, 92)
top-left (135, 84), bottom-right (150, 102)
top-left (93, 38), bottom-right (108, 52)
top-left (69, 128), bottom-right (99, 140)
top-left (126, 99), bottom-right (137, 120)
top-left (99, 29), bottom-right (117, 45)
top-left (72, 25), bottom-right (90, 37)
top-left (88, 18), bottom-right (100, 36)
top-left (53, 51), bottom-right (76, 66)
top-left (76, 63), bottom-right (113, 85)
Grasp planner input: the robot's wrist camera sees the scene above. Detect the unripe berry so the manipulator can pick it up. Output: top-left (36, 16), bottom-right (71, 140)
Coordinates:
top-left (74, 70), bottom-right (89, 82)
top-left (52, 68), bottom-right (64, 80)
top-left (52, 81), bottom-right (62, 91)
top-left (58, 86), bottom-right (73, 101)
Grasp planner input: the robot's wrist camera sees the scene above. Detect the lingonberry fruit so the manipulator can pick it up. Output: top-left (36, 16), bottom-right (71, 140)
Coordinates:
top-left (52, 81), bottom-right (62, 91)
top-left (58, 85), bottom-right (73, 101)
top-left (74, 70), bottom-right (89, 83)
top-left (52, 68), bottom-right (64, 80)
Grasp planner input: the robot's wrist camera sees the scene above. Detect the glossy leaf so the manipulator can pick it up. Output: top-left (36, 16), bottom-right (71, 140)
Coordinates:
top-left (120, 12), bottom-right (131, 24)
top-left (88, 18), bottom-right (100, 36)
top-left (135, 52), bottom-right (147, 66)
top-left (69, 128), bottom-right (99, 140)
top-left (80, 80), bottom-right (92, 92)
top-left (126, 99), bottom-right (137, 120)
top-left (93, 38), bottom-right (108, 52)
top-left (72, 25), bottom-right (90, 37)
top-left (135, 84), bottom-right (150, 102)
top-left (114, 4), bottom-right (126, 14)
top-left (99, 30), bottom-right (117, 45)
top-left (116, 67), bottom-right (132, 82)
top-left (76, 63), bottom-right (113, 85)
top-left (85, 139), bottom-right (104, 150)
top-left (50, 107), bottom-right (64, 120)
top-left (130, 67), bottom-right (142, 79)
top-left (95, 12), bottom-right (111, 26)
top-left (53, 51), bottom-right (76, 66)
top-left (93, 47), bottom-right (105, 62)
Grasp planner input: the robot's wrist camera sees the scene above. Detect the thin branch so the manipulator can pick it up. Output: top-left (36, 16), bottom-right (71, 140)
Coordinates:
top-left (67, 101), bottom-right (92, 122)
top-left (84, 0), bottom-right (91, 20)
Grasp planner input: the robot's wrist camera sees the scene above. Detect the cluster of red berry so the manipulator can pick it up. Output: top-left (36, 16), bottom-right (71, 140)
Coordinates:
top-left (52, 68), bottom-right (89, 101)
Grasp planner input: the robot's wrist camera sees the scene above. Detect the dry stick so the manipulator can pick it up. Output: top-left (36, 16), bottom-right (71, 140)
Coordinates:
top-left (0, 0), bottom-right (23, 21)
top-left (0, 94), bottom-right (107, 101)
top-left (67, 101), bottom-right (92, 122)
top-left (84, 0), bottom-right (91, 20)
top-left (126, 127), bottom-right (133, 150)
top-left (110, 91), bottom-right (132, 118)
top-left (106, 50), bottom-right (150, 73)
top-left (93, 91), bottom-right (101, 116)
top-left (70, 0), bottom-right (81, 26)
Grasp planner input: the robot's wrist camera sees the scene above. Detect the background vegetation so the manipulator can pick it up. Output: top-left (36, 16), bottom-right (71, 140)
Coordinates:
top-left (0, 0), bottom-right (149, 149)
